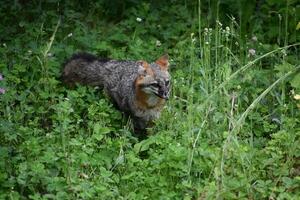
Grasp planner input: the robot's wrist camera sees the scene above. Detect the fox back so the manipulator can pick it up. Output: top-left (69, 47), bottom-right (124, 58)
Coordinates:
top-left (62, 53), bottom-right (171, 135)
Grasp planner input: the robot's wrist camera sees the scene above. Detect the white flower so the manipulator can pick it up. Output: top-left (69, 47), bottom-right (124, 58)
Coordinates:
top-left (248, 48), bottom-right (256, 56)
top-left (67, 33), bottom-right (73, 37)
top-left (294, 94), bottom-right (300, 100)
top-left (226, 26), bottom-right (230, 32)
top-left (252, 36), bottom-right (257, 42)
top-left (281, 49), bottom-right (287, 56)
top-left (136, 17), bottom-right (142, 22)
top-left (156, 40), bottom-right (161, 47)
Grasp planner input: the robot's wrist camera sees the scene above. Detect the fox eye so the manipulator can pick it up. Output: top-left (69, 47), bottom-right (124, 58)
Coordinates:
top-left (150, 83), bottom-right (159, 88)
top-left (165, 80), bottom-right (170, 86)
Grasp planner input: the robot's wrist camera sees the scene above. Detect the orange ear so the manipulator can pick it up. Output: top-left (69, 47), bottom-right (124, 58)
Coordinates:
top-left (156, 54), bottom-right (169, 70)
top-left (138, 60), bottom-right (154, 76)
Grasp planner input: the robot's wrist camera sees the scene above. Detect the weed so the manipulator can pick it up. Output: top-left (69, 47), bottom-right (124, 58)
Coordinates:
top-left (0, 1), bottom-right (299, 199)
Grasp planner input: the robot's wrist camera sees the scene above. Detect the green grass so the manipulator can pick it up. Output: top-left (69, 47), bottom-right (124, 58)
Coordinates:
top-left (1, 1), bottom-right (300, 199)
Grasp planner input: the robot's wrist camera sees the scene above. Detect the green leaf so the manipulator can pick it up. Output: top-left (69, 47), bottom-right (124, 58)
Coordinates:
top-left (93, 124), bottom-right (111, 141)
top-left (275, 62), bottom-right (294, 74)
top-left (296, 22), bottom-right (300, 30)
top-left (290, 72), bottom-right (300, 89)
top-left (134, 137), bottom-right (156, 153)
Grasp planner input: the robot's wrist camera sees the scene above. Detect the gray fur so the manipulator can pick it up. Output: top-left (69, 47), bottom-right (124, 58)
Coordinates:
top-left (62, 53), bottom-right (170, 136)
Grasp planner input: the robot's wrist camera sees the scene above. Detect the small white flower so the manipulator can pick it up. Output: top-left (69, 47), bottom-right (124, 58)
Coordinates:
top-left (136, 17), bottom-right (142, 22)
top-left (156, 40), bottom-right (161, 47)
top-left (226, 26), bottom-right (230, 32)
top-left (252, 36), bottom-right (257, 42)
top-left (204, 28), bottom-right (208, 32)
top-left (67, 33), bottom-right (73, 37)
top-left (281, 49), bottom-right (287, 56)
top-left (294, 94), bottom-right (300, 100)
top-left (79, 173), bottom-right (89, 179)
top-left (248, 48), bottom-right (256, 56)
top-left (205, 41), bottom-right (209, 45)
top-left (271, 118), bottom-right (281, 124)
top-left (290, 89), bottom-right (295, 95)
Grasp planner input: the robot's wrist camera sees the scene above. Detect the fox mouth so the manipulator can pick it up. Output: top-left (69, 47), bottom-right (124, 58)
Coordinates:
top-left (140, 84), bottom-right (169, 100)
top-left (154, 91), bottom-right (169, 100)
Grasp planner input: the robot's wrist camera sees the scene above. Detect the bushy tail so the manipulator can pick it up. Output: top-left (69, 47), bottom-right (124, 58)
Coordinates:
top-left (61, 52), bottom-right (104, 87)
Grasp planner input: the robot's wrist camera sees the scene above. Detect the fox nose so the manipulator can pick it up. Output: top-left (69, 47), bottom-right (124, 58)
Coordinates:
top-left (157, 90), bottom-right (168, 99)
top-left (164, 92), bottom-right (169, 100)
top-left (162, 91), bottom-right (169, 100)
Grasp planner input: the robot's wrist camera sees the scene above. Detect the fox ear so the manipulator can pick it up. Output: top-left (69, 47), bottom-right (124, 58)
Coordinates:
top-left (156, 54), bottom-right (169, 70)
top-left (138, 60), bottom-right (153, 76)
top-left (138, 64), bottom-right (146, 75)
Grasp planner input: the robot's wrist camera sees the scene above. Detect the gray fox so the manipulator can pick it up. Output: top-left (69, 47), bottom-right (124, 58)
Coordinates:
top-left (62, 53), bottom-right (171, 136)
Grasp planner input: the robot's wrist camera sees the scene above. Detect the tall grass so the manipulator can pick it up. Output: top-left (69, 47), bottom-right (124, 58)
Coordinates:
top-left (156, 3), bottom-right (300, 197)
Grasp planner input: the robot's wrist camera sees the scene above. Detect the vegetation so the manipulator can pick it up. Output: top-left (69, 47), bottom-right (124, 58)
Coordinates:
top-left (0, 0), bottom-right (300, 199)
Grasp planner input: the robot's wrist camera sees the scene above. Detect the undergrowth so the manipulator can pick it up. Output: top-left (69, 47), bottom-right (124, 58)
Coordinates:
top-left (0, 1), bottom-right (300, 199)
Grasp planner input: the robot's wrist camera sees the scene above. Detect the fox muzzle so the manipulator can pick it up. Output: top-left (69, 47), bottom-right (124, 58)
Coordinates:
top-left (157, 90), bottom-right (169, 100)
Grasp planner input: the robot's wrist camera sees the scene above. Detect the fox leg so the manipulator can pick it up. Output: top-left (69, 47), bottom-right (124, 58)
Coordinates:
top-left (132, 117), bottom-right (148, 139)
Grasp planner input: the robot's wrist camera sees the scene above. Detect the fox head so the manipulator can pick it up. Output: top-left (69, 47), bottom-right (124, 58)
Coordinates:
top-left (135, 54), bottom-right (171, 101)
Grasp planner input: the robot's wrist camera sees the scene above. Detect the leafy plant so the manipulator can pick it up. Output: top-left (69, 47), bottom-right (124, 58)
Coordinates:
top-left (0, 0), bottom-right (299, 199)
